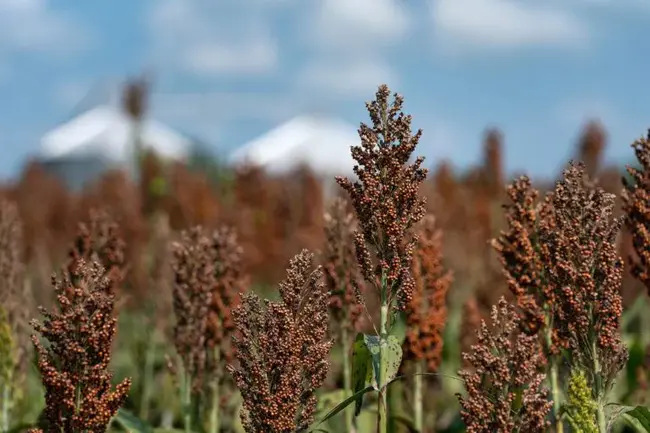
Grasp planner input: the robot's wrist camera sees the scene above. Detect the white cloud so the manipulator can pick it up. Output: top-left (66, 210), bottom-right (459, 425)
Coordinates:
top-left (296, 58), bottom-right (398, 98)
top-left (0, 0), bottom-right (90, 54)
top-left (153, 91), bottom-right (304, 124)
top-left (147, 0), bottom-right (279, 77)
top-left (297, 0), bottom-right (410, 100)
top-left (183, 39), bottom-right (277, 76)
top-left (431, 0), bottom-right (589, 51)
top-left (311, 0), bottom-right (411, 52)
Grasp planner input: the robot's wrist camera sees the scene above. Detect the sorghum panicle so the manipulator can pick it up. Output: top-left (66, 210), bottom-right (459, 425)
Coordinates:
top-left (322, 197), bottom-right (364, 334)
top-left (171, 226), bottom-right (215, 389)
top-left (545, 161), bottom-right (627, 383)
top-left (565, 370), bottom-right (598, 433)
top-left (482, 129), bottom-right (504, 197)
top-left (206, 226), bottom-right (248, 368)
top-left (403, 215), bottom-right (452, 372)
top-left (228, 250), bottom-right (332, 433)
top-left (336, 84), bottom-right (428, 309)
top-left (30, 258), bottom-right (131, 432)
top-left (576, 121), bottom-right (606, 179)
top-left (622, 131), bottom-right (650, 293)
top-left (68, 209), bottom-right (126, 297)
top-left (457, 297), bottom-right (552, 433)
top-left (491, 176), bottom-right (560, 350)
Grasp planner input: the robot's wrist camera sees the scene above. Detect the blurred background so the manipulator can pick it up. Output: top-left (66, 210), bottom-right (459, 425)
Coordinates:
top-left (2, 0), bottom-right (650, 182)
top-left (3, 0), bottom-right (650, 431)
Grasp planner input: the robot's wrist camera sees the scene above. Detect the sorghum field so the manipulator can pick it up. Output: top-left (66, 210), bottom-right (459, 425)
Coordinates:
top-left (3, 84), bottom-right (650, 433)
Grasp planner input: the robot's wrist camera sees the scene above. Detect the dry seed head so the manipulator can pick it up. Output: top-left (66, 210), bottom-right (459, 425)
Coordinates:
top-left (31, 258), bottom-right (131, 432)
top-left (336, 84), bottom-right (428, 310)
top-left (67, 209), bottom-right (126, 298)
top-left (403, 215), bottom-right (452, 372)
top-left (171, 226), bottom-right (214, 389)
top-left (457, 297), bottom-right (551, 433)
top-left (622, 130), bottom-right (650, 294)
top-left (491, 176), bottom-right (559, 350)
top-left (545, 161), bottom-right (627, 385)
top-left (206, 226), bottom-right (248, 367)
top-left (228, 249), bottom-right (333, 433)
top-left (322, 197), bottom-right (365, 335)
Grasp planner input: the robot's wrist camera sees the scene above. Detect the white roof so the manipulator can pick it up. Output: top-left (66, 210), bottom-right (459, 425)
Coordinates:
top-left (40, 104), bottom-right (192, 162)
top-left (229, 115), bottom-right (360, 176)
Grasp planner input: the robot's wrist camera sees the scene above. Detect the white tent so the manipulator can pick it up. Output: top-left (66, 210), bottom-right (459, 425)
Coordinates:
top-left (229, 114), bottom-right (360, 177)
top-left (40, 104), bottom-right (192, 163)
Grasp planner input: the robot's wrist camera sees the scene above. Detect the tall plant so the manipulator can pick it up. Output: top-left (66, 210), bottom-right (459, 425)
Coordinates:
top-left (334, 84), bottom-right (428, 433)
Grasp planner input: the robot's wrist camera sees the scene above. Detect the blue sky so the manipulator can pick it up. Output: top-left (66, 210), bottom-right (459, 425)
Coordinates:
top-left (0, 0), bottom-right (649, 180)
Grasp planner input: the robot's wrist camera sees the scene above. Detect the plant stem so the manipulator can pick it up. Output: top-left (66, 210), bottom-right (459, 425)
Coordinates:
top-left (414, 362), bottom-right (423, 432)
top-left (378, 304), bottom-right (389, 433)
top-left (140, 326), bottom-right (155, 421)
top-left (591, 341), bottom-right (606, 433)
top-left (549, 362), bottom-right (563, 433)
top-left (341, 327), bottom-right (355, 433)
top-left (1, 385), bottom-right (10, 432)
top-left (208, 349), bottom-right (221, 433)
top-left (182, 369), bottom-right (192, 433)
top-left (545, 320), bottom-right (563, 433)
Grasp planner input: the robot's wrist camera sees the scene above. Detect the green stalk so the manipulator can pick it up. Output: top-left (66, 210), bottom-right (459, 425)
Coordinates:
top-left (550, 362), bottom-right (563, 433)
top-left (140, 327), bottom-right (155, 421)
top-left (182, 369), bottom-right (193, 433)
top-left (545, 316), bottom-right (563, 433)
top-left (414, 362), bottom-right (423, 432)
top-left (341, 327), bottom-right (355, 433)
top-left (591, 341), bottom-right (606, 433)
top-left (208, 349), bottom-right (221, 433)
top-left (378, 304), bottom-right (389, 433)
top-left (1, 385), bottom-right (10, 432)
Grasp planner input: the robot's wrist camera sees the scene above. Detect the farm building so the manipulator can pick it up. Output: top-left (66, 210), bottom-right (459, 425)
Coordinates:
top-left (229, 114), bottom-right (359, 178)
top-left (37, 80), bottom-right (194, 191)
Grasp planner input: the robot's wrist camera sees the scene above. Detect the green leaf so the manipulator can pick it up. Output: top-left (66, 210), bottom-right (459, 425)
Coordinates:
top-left (364, 334), bottom-right (402, 391)
top-left (626, 336), bottom-right (646, 394)
top-left (389, 310), bottom-right (408, 345)
top-left (311, 385), bottom-right (375, 430)
top-left (316, 389), bottom-right (347, 414)
top-left (113, 408), bottom-right (155, 433)
top-left (624, 406), bottom-right (650, 432)
top-left (352, 333), bottom-right (374, 415)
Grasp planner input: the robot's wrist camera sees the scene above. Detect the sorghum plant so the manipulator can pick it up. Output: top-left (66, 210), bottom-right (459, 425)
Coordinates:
top-left (622, 130), bottom-right (650, 293)
top-left (457, 297), bottom-right (552, 433)
top-left (29, 258), bottom-right (131, 432)
top-left (138, 212), bottom-right (173, 421)
top-left (402, 215), bottom-right (451, 431)
top-left (67, 209), bottom-right (126, 299)
top-left (228, 250), bottom-right (332, 433)
top-left (322, 197), bottom-right (364, 432)
top-left (0, 199), bottom-right (29, 431)
top-left (491, 175), bottom-right (564, 430)
top-left (170, 226), bottom-right (214, 432)
top-left (205, 226), bottom-right (247, 433)
top-left (336, 84), bottom-right (427, 433)
top-left (545, 161), bottom-right (628, 432)
top-left (170, 225), bottom-right (246, 433)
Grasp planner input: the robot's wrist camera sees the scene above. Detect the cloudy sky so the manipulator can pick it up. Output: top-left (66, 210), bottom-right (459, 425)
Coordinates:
top-left (0, 0), bottom-right (649, 179)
